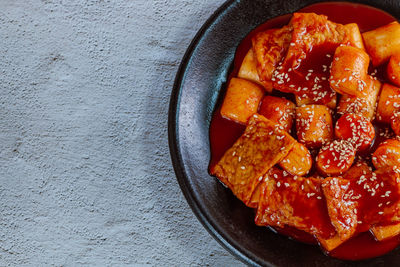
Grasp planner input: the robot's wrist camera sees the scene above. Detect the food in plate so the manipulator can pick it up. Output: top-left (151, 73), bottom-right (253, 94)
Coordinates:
top-left (209, 11), bottom-right (400, 260)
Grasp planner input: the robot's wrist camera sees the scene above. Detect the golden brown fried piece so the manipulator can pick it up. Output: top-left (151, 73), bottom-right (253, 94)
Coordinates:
top-left (319, 160), bottom-right (373, 251)
top-left (220, 78), bottom-right (264, 125)
top-left (252, 26), bottom-right (292, 83)
top-left (387, 54), bottom-right (400, 88)
top-left (329, 46), bottom-right (370, 97)
top-left (376, 83), bottom-right (400, 124)
top-left (295, 94), bottom-right (337, 110)
top-left (238, 48), bottom-right (273, 92)
top-left (317, 235), bottom-right (347, 252)
top-left (296, 104), bottom-right (333, 149)
top-left (391, 113), bottom-right (400, 136)
top-left (322, 177), bottom-right (360, 241)
top-left (372, 139), bottom-right (400, 169)
top-left (363, 21), bottom-right (400, 66)
top-left (255, 168), bottom-right (335, 239)
top-left (247, 181), bottom-right (264, 209)
top-left (279, 142), bottom-right (312, 176)
top-left (371, 222), bottom-right (400, 241)
top-left (337, 76), bottom-right (382, 120)
top-left (344, 23), bottom-right (365, 51)
top-left (343, 161), bottom-right (373, 180)
top-left (210, 114), bottom-right (296, 206)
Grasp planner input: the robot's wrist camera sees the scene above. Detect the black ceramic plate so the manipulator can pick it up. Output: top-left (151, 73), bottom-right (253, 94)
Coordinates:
top-left (169, 1), bottom-right (400, 266)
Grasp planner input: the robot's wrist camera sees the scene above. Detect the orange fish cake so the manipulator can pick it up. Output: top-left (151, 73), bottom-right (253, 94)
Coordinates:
top-left (210, 114), bottom-right (296, 206)
top-left (255, 168), bottom-right (335, 239)
top-left (252, 26), bottom-right (292, 83)
top-left (322, 167), bottom-right (400, 241)
top-left (238, 48), bottom-right (274, 92)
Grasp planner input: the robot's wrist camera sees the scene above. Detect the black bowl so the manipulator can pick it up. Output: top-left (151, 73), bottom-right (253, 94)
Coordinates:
top-left (168, 1), bottom-right (400, 266)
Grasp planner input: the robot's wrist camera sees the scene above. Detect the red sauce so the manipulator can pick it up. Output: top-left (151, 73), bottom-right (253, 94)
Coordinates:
top-left (329, 231), bottom-right (400, 260)
top-left (209, 109), bottom-right (245, 167)
top-left (299, 2), bottom-right (394, 32)
top-left (209, 1), bottom-right (400, 261)
top-left (273, 225), bottom-right (316, 244)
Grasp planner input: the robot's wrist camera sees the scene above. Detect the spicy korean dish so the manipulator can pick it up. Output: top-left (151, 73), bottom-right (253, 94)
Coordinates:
top-left (209, 10), bottom-right (400, 259)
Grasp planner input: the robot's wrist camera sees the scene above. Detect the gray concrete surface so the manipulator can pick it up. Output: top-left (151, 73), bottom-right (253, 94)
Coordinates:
top-left (0, 0), bottom-right (244, 266)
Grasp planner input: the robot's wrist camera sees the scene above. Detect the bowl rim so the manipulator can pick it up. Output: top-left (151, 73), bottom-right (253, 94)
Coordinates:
top-left (168, 0), bottom-right (262, 265)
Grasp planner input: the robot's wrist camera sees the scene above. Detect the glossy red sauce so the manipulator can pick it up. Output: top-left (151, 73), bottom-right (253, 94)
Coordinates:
top-left (209, 1), bottom-right (400, 261)
top-left (273, 225), bottom-right (316, 244)
top-left (329, 231), bottom-right (400, 260)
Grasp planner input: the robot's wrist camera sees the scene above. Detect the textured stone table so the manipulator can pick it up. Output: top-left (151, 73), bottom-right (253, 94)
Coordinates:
top-left (0, 0), bottom-right (243, 265)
